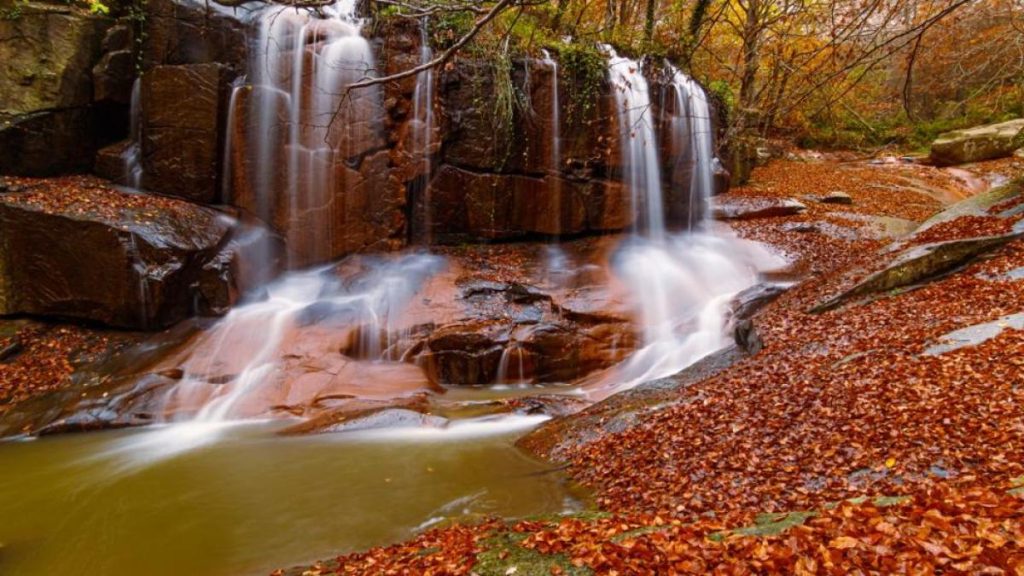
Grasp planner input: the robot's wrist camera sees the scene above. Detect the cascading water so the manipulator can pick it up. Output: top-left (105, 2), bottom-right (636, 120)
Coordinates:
top-left (541, 49), bottom-right (562, 236)
top-left (667, 62), bottom-right (715, 228)
top-left (244, 0), bottom-right (381, 267)
top-left (411, 18), bottom-right (437, 242)
top-left (604, 46), bottom-right (666, 241)
top-left (121, 77), bottom-right (143, 189)
top-left (595, 49), bottom-right (784, 391)
top-left (161, 254), bottom-right (447, 424)
top-left (541, 50), bottom-right (561, 178)
top-left (221, 78), bottom-right (245, 201)
top-left (151, 0), bottom-right (405, 426)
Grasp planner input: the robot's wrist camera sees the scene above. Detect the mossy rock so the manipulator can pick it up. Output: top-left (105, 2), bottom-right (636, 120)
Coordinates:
top-left (930, 119), bottom-right (1024, 166)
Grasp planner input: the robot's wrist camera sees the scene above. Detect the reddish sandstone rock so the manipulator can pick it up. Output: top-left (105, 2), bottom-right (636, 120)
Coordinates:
top-left (140, 63), bottom-right (233, 203)
top-left (0, 177), bottom-right (241, 329)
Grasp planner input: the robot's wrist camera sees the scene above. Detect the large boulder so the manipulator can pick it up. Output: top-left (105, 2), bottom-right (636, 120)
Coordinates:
top-left (140, 63), bottom-right (232, 203)
top-left (0, 177), bottom-right (240, 329)
top-left (0, 3), bottom-right (112, 175)
top-left (930, 119), bottom-right (1024, 166)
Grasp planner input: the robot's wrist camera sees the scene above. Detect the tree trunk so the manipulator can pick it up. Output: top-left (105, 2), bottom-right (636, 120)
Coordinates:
top-left (605, 0), bottom-right (616, 39)
top-left (644, 0), bottom-right (656, 42)
top-left (737, 0), bottom-right (763, 132)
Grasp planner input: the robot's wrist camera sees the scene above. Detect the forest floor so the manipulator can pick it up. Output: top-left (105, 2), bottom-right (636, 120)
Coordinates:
top-left (285, 155), bottom-right (1024, 575)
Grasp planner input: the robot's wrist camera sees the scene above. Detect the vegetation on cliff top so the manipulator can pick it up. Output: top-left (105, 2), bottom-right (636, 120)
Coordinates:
top-left (372, 0), bottom-right (1022, 152)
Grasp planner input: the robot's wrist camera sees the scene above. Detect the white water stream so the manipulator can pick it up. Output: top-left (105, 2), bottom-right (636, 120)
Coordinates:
top-left (596, 49), bottom-right (783, 391)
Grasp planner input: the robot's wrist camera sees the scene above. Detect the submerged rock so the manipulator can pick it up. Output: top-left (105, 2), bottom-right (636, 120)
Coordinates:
top-left (929, 119), bottom-right (1024, 166)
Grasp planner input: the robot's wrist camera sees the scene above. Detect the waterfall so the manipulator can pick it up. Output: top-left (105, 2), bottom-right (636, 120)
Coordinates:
top-left (243, 0), bottom-right (381, 267)
top-left (595, 50), bottom-right (783, 392)
top-left (667, 63), bottom-right (714, 228)
top-left (121, 77), bottom-right (143, 189)
top-left (221, 78), bottom-right (245, 202)
top-left (541, 50), bottom-right (562, 237)
top-left (604, 46), bottom-right (666, 241)
top-left (541, 50), bottom-right (561, 177)
top-left (411, 18), bottom-right (436, 243)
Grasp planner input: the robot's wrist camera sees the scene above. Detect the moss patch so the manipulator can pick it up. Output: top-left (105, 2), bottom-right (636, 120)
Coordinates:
top-left (475, 532), bottom-right (592, 576)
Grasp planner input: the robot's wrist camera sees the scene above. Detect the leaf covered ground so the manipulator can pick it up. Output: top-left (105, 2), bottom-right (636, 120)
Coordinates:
top-left (0, 322), bottom-right (126, 419)
top-left (287, 156), bottom-right (1024, 575)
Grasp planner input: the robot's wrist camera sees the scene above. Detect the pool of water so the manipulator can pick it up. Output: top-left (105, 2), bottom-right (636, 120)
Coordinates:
top-left (0, 419), bottom-right (584, 576)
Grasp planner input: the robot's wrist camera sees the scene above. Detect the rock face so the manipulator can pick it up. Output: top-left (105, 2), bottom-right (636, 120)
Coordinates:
top-left (930, 119), bottom-right (1024, 166)
top-left (142, 0), bottom-right (247, 71)
top-left (423, 57), bottom-right (628, 242)
top-left (92, 23), bottom-right (135, 105)
top-left (141, 63), bottom-right (232, 203)
top-left (0, 178), bottom-right (241, 329)
top-left (426, 166), bottom-right (628, 242)
top-left (0, 3), bottom-right (112, 175)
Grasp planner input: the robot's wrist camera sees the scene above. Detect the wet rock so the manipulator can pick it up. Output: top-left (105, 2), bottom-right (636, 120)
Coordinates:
top-left (820, 191), bottom-right (853, 205)
top-left (157, 368), bottom-right (185, 380)
top-left (713, 164), bottom-right (731, 196)
top-left (711, 197), bottom-right (807, 220)
top-left (0, 3), bottom-right (112, 175)
top-left (421, 322), bottom-right (508, 385)
top-left (729, 283), bottom-right (788, 354)
top-left (94, 139), bottom-right (132, 183)
top-left (279, 397), bottom-right (438, 435)
top-left (92, 48), bottom-right (135, 105)
top-left (425, 165), bottom-right (628, 242)
top-left (140, 63), bottom-right (233, 203)
top-left (92, 24), bottom-right (135, 105)
top-left (930, 119), bottom-right (1024, 166)
top-left (0, 188), bottom-right (236, 329)
top-left (142, 0), bottom-right (248, 71)
top-left (519, 345), bottom-right (745, 460)
top-left (227, 86), bottom-right (403, 266)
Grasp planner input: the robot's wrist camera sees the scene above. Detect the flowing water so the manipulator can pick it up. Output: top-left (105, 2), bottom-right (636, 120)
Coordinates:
top-left (541, 49), bottom-right (563, 237)
top-left (605, 47), bottom-right (666, 242)
top-left (121, 77), bottom-right (143, 189)
top-left (411, 18), bottom-right (437, 243)
top-left (243, 0), bottom-right (381, 267)
top-left (592, 50), bottom-right (785, 392)
top-left (665, 62), bottom-right (715, 228)
top-left (0, 22), bottom-right (786, 576)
